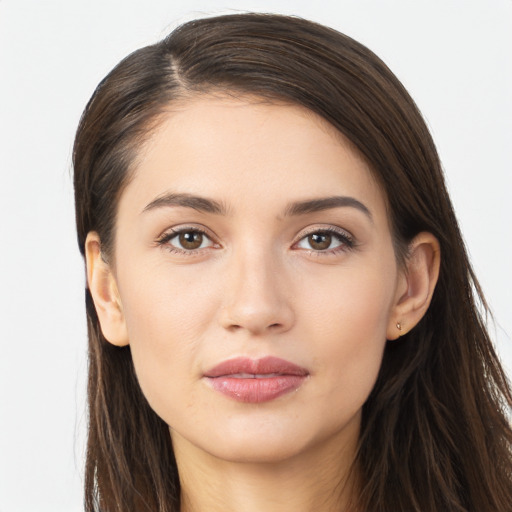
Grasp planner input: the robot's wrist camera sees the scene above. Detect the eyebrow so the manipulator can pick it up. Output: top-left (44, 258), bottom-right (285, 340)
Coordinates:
top-left (284, 196), bottom-right (373, 221)
top-left (142, 192), bottom-right (372, 221)
top-left (143, 193), bottom-right (227, 215)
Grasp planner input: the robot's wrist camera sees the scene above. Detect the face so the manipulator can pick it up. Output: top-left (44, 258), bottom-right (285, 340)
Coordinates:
top-left (109, 96), bottom-right (404, 463)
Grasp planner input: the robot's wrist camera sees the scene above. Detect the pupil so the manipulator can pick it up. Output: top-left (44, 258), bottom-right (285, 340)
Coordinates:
top-left (309, 233), bottom-right (331, 250)
top-left (179, 231), bottom-right (202, 249)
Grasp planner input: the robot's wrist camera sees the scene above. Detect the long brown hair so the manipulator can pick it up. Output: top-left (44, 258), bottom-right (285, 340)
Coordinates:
top-left (73, 13), bottom-right (512, 511)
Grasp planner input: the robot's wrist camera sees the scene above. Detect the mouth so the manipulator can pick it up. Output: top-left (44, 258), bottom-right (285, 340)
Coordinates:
top-left (203, 356), bottom-right (309, 403)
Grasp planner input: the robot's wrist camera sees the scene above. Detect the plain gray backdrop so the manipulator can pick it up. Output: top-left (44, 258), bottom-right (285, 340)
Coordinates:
top-left (1, 1), bottom-right (511, 510)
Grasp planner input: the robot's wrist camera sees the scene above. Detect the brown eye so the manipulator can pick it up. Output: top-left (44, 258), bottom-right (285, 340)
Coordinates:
top-left (178, 231), bottom-right (205, 250)
top-left (158, 227), bottom-right (217, 253)
top-left (308, 233), bottom-right (332, 250)
top-left (295, 229), bottom-right (352, 253)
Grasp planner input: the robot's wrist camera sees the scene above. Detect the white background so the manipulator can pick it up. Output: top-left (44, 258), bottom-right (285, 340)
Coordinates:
top-left (0, 1), bottom-right (510, 510)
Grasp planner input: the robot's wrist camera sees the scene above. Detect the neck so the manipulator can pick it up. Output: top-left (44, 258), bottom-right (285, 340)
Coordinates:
top-left (172, 426), bottom-right (360, 512)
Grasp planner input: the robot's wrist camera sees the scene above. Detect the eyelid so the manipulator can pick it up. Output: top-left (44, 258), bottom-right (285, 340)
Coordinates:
top-left (294, 225), bottom-right (354, 242)
top-left (156, 224), bottom-right (220, 252)
top-left (292, 225), bottom-right (356, 252)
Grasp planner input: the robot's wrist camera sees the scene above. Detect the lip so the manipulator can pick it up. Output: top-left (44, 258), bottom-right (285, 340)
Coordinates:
top-left (203, 356), bottom-right (309, 403)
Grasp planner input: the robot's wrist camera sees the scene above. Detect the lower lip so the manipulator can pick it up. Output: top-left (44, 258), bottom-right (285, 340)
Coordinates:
top-left (206, 375), bottom-right (306, 403)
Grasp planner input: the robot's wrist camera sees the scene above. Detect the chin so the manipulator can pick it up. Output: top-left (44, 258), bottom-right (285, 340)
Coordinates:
top-left (205, 433), bottom-right (312, 464)
top-left (193, 414), bottom-right (352, 465)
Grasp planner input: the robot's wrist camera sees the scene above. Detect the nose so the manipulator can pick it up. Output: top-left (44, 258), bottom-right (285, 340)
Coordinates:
top-left (219, 248), bottom-right (294, 336)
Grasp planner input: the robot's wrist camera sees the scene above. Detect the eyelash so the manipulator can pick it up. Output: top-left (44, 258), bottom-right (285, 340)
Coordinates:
top-left (292, 226), bottom-right (355, 255)
top-left (156, 226), bottom-right (217, 255)
top-left (155, 226), bottom-right (355, 256)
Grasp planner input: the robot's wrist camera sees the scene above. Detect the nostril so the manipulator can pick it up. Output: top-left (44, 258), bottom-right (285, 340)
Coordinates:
top-left (219, 297), bottom-right (294, 335)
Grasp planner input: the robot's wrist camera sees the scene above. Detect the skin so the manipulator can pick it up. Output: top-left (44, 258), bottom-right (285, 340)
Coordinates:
top-left (86, 96), bottom-right (440, 511)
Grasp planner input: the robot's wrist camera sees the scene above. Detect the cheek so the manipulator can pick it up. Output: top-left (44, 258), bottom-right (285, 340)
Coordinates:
top-left (120, 260), bottom-right (219, 341)
top-left (301, 264), bottom-right (395, 399)
top-left (116, 264), bottom-right (221, 419)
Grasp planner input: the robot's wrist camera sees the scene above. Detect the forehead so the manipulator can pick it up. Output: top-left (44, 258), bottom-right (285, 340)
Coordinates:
top-left (120, 95), bottom-right (386, 218)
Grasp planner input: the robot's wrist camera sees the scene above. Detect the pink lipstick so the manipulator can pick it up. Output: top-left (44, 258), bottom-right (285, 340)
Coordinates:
top-left (204, 356), bottom-right (308, 403)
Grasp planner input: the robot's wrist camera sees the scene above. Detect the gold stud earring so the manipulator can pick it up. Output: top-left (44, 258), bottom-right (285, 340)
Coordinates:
top-left (396, 322), bottom-right (402, 331)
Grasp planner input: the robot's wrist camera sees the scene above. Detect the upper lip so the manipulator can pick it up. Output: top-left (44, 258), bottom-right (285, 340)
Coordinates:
top-left (204, 356), bottom-right (309, 378)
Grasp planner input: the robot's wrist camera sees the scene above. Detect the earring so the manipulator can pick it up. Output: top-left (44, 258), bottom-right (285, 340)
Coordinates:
top-left (396, 322), bottom-right (402, 331)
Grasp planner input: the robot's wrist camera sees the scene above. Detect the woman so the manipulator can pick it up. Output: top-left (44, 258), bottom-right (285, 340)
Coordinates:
top-left (73, 13), bottom-right (512, 512)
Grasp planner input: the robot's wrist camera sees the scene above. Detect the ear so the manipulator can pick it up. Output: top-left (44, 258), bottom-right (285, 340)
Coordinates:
top-left (85, 232), bottom-right (129, 346)
top-left (387, 232), bottom-right (441, 340)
